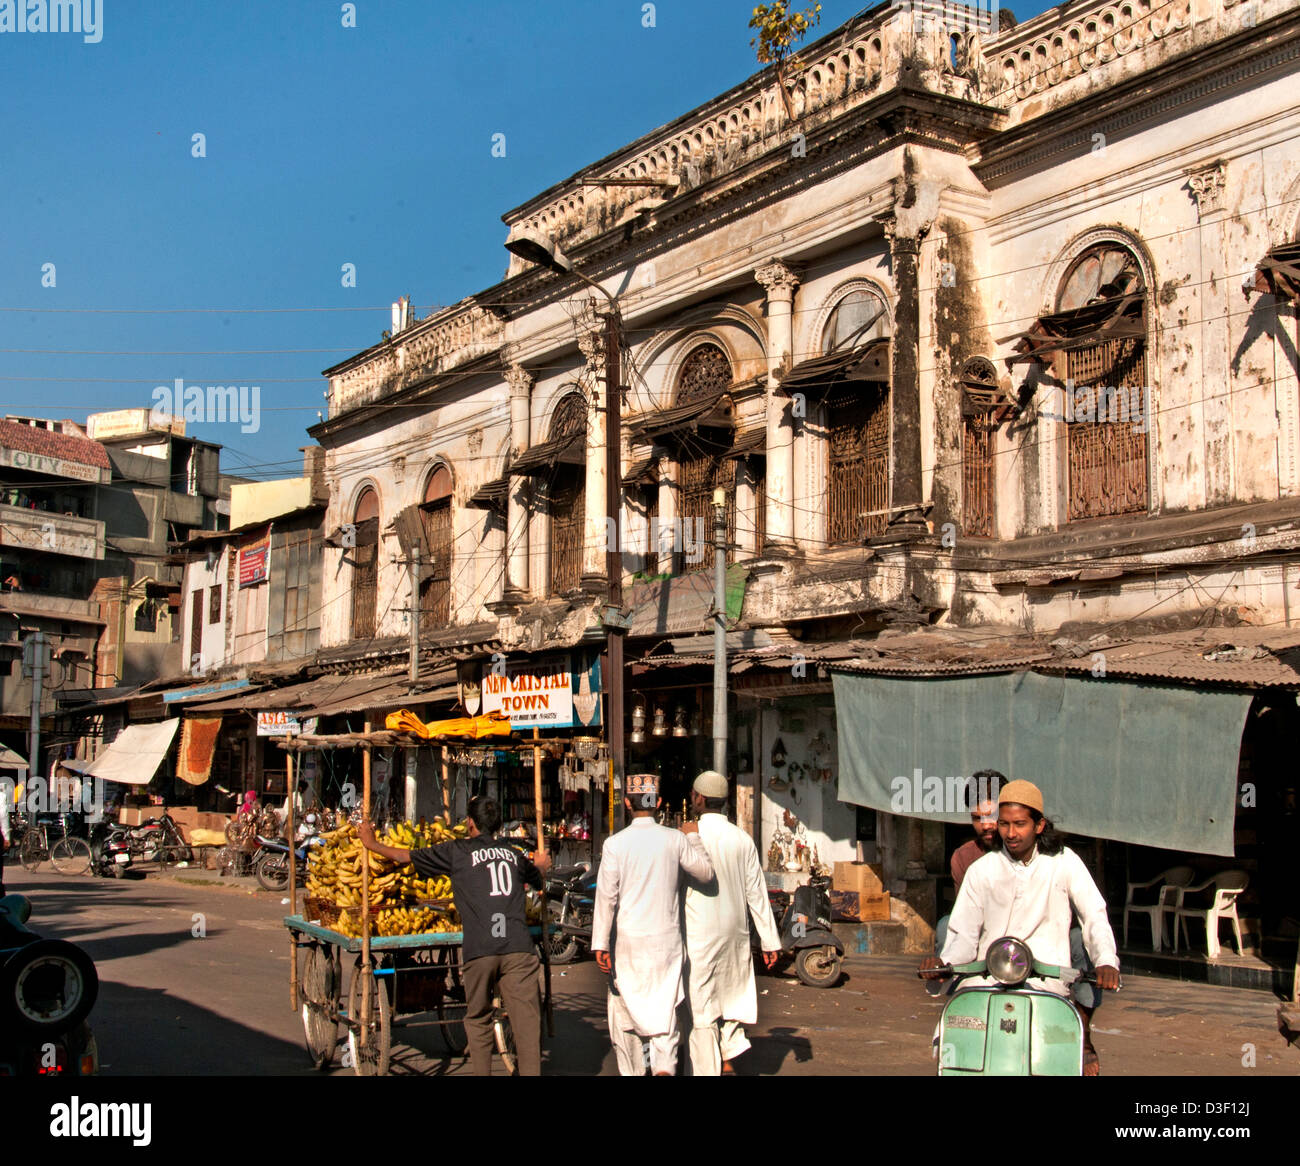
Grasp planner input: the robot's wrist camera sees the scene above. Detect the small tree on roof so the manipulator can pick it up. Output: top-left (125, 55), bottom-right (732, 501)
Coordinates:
top-left (749, 2), bottom-right (822, 121)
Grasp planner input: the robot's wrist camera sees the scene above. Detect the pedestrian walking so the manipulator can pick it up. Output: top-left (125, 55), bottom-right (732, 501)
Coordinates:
top-left (683, 770), bottom-right (782, 1075)
top-left (591, 772), bottom-right (714, 1075)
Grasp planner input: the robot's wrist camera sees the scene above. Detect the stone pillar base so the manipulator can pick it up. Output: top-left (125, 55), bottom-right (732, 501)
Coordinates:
top-left (579, 573), bottom-right (609, 596)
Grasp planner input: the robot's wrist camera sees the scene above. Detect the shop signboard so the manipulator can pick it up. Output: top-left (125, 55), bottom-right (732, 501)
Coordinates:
top-left (239, 535), bottom-right (269, 587)
top-left (256, 711), bottom-right (301, 737)
top-left (481, 653), bottom-right (602, 730)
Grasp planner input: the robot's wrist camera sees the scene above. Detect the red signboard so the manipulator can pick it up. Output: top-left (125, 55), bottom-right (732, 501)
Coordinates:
top-left (239, 536), bottom-right (269, 587)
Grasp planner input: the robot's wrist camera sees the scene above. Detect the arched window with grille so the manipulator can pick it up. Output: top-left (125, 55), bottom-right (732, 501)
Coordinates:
top-left (350, 487), bottom-right (379, 640)
top-left (420, 465), bottom-right (453, 630)
top-left (821, 288), bottom-right (891, 543)
top-left (961, 358), bottom-right (1000, 538)
top-left (1056, 243), bottom-right (1150, 521)
top-left (547, 394), bottom-right (587, 596)
top-left (674, 343), bottom-right (735, 572)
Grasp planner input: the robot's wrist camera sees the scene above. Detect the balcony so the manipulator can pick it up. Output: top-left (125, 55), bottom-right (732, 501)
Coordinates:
top-left (0, 504), bottom-right (105, 561)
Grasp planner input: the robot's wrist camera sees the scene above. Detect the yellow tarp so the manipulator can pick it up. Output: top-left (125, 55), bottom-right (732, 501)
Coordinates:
top-left (385, 710), bottom-right (513, 740)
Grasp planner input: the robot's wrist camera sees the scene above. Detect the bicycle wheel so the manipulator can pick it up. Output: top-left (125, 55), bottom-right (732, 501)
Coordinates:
top-left (345, 962), bottom-right (391, 1076)
top-left (50, 837), bottom-right (93, 876)
top-left (433, 946), bottom-right (467, 1054)
top-left (492, 993), bottom-right (517, 1075)
top-left (300, 943), bottom-right (339, 1070)
top-left (20, 832), bottom-right (45, 872)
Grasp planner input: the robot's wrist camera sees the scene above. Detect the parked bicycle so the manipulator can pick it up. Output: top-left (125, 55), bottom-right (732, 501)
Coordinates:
top-left (19, 814), bottom-right (92, 876)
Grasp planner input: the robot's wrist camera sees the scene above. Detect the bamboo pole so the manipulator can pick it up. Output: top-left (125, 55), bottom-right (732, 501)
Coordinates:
top-left (360, 723), bottom-right (372, 1047)
top-left (287, 746), bottom-right (299, 1012)
top-left (441, 745), bottom-right (451, 823)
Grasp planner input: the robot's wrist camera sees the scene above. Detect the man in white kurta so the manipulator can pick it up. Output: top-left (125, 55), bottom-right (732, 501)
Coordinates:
top-left (591, 774), bottom-right (714, 1075)
top-left (683, 770), bottom-right (781, 1075)
top-left (924, 779), bottom-right (1120, 1071)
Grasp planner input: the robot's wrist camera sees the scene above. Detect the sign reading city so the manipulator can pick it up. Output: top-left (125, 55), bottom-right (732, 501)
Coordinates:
top-left (481, 654), bottom-right (601, 730)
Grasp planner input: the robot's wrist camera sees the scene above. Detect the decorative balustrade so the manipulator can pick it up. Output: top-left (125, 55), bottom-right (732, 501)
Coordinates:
top-left (327, 300), bottom-right (504, 418)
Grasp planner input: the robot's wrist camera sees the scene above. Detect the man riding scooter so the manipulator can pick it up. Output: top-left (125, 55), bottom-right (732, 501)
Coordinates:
top-left (919, 780), bottom-right (1120, 1075)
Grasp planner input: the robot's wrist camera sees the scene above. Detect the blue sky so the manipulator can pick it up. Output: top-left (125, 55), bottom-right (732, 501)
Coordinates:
top-left (0, 0), bottom-right (1051, 478)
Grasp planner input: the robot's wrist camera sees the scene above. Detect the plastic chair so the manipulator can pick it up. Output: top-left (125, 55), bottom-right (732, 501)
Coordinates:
top-left (1123, 865), bottom-right (1194, 952)
top-left (1173, 870), bottom-right (1249, 959)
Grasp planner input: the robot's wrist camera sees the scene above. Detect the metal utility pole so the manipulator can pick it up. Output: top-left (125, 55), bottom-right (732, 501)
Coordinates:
top-left (712, 489), bottom-right (727, 775)
top-left (23, 630), bottom-right (49, 805)
top-left (603, 308), bottom-right (625, 835)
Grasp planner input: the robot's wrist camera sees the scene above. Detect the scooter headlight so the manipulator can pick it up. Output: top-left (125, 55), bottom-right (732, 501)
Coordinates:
top-left (986, 937), bottom-right (1033, 985)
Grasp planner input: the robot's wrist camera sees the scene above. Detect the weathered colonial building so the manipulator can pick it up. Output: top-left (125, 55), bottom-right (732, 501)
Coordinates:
top-left (308, 0), bottom-right (1300, 970)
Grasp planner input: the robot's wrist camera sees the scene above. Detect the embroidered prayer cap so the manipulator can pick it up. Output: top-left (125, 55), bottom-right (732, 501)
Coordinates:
top-left (626, 772), bottom-right (659, 810)
top-left (997, 779), bottom-right (1044, 815)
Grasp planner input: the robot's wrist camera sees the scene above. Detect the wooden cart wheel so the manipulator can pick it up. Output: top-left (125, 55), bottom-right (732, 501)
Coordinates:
top-left (299, 943), bottom-right (339, 1070)
top-left (346, 960), bottom-right (391, 1076)
top-left (433, 946), bottom-right (467, 1055)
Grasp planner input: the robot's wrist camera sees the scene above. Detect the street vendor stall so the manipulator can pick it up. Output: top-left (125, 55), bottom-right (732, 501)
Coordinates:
top-left (279, 712), bottom-right (556, 1076)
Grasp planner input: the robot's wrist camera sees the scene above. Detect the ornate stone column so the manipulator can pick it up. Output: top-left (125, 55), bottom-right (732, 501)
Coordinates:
top-left (503, 364), bottom-right (532, 602)
top-left (876, 211), bottom-right (930, 535)
top-left (579, 332), bottom-right (609, 591)
top-left (756, 259), bottom-right (800, 555)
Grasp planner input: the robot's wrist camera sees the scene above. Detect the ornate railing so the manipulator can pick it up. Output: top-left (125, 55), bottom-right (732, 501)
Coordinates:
top-left (327, 300), bottom-right (504, 418)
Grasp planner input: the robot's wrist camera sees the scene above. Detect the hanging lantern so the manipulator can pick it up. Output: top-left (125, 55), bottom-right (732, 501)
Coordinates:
top-left (652, 704), bottom-right (668, 737)
top-left (672, 704), bottom-right (689, 738)
top-left (630, 697), bottom-right (647, 744)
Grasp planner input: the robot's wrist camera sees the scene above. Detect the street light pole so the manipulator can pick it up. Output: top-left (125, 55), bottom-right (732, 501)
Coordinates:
top-left (712, 489), bottom-right (727, 776)
top-left (604, 309), bottom-right (625, 833)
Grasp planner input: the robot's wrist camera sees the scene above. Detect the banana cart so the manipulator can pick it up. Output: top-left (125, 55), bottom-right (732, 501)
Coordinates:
top-left (277, 715), bottom-right (562, 1076)
top-left (285, 913), bottom-right (551, 1075)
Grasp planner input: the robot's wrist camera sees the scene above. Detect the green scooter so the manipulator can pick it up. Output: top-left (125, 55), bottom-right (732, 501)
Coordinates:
top-left (919, 936), bottom-right (1117, 1076)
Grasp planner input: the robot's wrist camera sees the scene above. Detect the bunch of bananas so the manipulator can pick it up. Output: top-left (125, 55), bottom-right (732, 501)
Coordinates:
top-left (305, 818), bottom-right (466, 937)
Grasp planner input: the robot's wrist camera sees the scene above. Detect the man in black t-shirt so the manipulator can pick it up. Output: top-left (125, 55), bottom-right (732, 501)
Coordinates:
top-left (359, 796), bottom-right (550, 1075)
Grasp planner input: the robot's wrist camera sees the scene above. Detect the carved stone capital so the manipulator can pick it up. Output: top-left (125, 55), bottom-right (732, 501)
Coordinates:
top-left (755, 259), bottom-right (800, 301)
top-left (876, 211), bottom-right (930, 256)
top-left (1188, 162), bottom-right (1227, 220)
top-left (504, 363), bottom-right (533, 396)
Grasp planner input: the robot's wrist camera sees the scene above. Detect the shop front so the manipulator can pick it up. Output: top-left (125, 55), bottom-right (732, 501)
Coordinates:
top-left (829, 646), bottom-right (1300, 986)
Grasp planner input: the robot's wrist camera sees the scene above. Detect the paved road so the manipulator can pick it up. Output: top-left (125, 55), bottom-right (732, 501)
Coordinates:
top-left (6, 863), bottom-right (1298, 1077)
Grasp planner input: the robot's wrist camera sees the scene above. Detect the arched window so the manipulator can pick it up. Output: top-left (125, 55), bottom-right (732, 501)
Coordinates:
top-left (822, 287), bottom-right (890, 354)
top-left (420, 466), bottom-right (453, 630)
top-left (674, 345), bottom-right (735, 571)
top-left (548, 395), bottom-right (587, 595)
top-left (350, 487), bottom-right (379, 640)
top-left (1056, 243), bottom-right (1149, 521)
top-left (821, 289), bottom-right (891, 543)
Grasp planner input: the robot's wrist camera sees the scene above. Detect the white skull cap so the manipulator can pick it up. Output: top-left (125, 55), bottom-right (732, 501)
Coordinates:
top-left (693, 770), bottom-right (729, 798)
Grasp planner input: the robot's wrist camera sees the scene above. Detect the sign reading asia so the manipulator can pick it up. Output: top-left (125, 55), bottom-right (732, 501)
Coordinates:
top-left (257, 711), bottom-right (301, 737)
top-left (480, 654), bottom-right (602, 730)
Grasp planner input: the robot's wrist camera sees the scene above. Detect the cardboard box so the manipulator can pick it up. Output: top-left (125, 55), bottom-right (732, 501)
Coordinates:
top-left (168, 807), bottom-right (199, 829)
top-left (119, 807), bottom-right (165, 827)
top-left (833, 861), bottom-right (884, 896)
top-left (830, 889), bottom-right (891, 922)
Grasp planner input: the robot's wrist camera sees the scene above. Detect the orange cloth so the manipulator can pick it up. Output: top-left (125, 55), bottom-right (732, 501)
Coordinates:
top-left (385, 709), bottom-right (513, 740)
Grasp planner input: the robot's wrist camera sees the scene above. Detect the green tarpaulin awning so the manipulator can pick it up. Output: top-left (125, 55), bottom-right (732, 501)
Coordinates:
top-left (831, 670), bottom-right (1252, 856)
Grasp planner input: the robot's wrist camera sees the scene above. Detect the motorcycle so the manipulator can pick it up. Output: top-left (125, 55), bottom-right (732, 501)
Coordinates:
top-left (755, 873), bottom-right (845, 988)
top-left (252, 828), bottom-right (321, 892)
top-left (545, 861), bottom-right (597, 964)
top-left (919, 935), bottom-right (1116, 1076)
top-left (88, 820), bottom-right (134, 878)
top-left (0, 894), bottom-right (99, 1075)
top-left (110, 812), bottom-right (192, 870)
